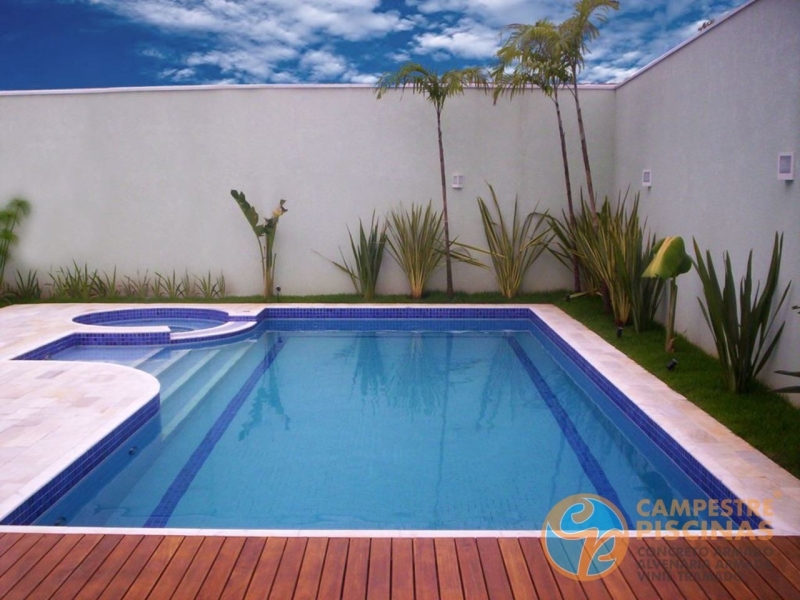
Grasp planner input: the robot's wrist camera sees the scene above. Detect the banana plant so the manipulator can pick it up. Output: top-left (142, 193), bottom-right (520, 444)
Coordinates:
top-left (643, 236), bottom-right (692, 352)
top-left (230, 190), bottom-right (287, 298)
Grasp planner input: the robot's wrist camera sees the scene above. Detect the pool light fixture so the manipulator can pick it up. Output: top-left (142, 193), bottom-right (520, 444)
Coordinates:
top-left (642, 169), bottom-right (652, 187)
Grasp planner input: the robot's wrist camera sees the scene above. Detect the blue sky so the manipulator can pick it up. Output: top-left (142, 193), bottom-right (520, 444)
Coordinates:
top-left (1, 0), bottom-right (750, 91)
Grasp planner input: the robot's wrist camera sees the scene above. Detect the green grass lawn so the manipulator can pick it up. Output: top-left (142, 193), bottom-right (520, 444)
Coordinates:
top-left (4, 288), bottom-right (798, 478)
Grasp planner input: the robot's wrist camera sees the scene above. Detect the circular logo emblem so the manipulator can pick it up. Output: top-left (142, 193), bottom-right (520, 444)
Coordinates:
top-left (541, 494), bottom-right (629, 581)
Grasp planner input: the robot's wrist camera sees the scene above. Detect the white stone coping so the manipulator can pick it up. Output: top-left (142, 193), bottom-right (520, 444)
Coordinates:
top-left (0, 302), bottom-right (796, 535)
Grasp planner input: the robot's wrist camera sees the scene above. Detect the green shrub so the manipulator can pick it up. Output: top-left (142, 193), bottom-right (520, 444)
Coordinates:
top-left (0, 197), bottom-right (31, 290)
top-left (326, 213), bottom-right (387, 301)
top-left (694, 233), bottom-right (789, 393)
top-left (386, 202), bottom-right (445, 299)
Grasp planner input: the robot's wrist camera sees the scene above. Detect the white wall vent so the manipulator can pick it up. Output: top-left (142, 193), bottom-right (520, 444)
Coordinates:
top-left (452, 173), bottom-right (464, 189)
top-left (642, 169), bottom-right (652, 187)
top-left (778, 153), bottom-right (794, 180)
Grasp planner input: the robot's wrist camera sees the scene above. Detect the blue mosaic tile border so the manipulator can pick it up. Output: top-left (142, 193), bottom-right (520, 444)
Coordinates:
top-left (15, 331), bottom-right (172, 359)
top-left (74, 307), bottom-right (230, 325)
top-left (237, 307), bottom-right (532, 321)
top-left (0, 394), bottom-right (160, 526)
top-left (524, 311), bottom-right (764, 529)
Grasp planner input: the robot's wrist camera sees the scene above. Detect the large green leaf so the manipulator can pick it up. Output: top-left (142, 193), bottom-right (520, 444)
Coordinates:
top-left (643, 236), bottom-right (692, 279)
top-left (230, 189), bottom-right (260, 232)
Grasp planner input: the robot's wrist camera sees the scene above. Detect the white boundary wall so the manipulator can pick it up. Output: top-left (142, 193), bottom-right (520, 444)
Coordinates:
top-left (613, 0), bottom-right (800, 391)
top-left (0, 85), bottom-right (615, 297)
top-left (0, 0), bottom-right (797, 390)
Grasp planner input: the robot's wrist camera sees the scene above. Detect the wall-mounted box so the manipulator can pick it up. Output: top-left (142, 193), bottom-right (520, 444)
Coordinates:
top-left (642, 169), bottom-right (652, 187)
top-left (452, 173), bottom-right (464, 189)
top-left (778, 153), bottom-right (794, 180)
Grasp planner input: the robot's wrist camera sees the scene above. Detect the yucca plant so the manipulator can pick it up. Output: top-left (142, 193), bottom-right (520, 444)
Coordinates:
top-left (547, 200), bottom-right (602, 297)
top-left (195, 271), bottom-right (220, 299)
top-left (154, 270), bottom-right (184, 299)
top-left (47, 262), bottom-right (98, 301)
top-left (326, 213), bottom-right (387, 301)
top-left (643, 236), bottom-right (693, 351)
top-left (9, 269), bottom-right (41, 301)
top-left (0, 197), bottom-right (31, 290)
top-left (96, 268), bottom-right (121, 298)
top-left (386, 202), bottom-right (445, 299)
top-left (456, 184), bottom-right (551, 299)
top-left (122, 270), bottom-right (152, 299)
top-left (181, 270), bottom-right (195, 298)
top-left (693, 233), bottom-right (789, 393)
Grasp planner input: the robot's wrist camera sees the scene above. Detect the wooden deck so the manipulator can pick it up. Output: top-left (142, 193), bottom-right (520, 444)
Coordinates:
top-left (0, 533), bottom-right (798, 599)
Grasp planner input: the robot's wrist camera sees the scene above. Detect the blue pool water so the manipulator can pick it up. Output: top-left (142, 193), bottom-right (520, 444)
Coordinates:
top-left (35, 318), bottom-right (732, 530)
top-left (92, 317), bottom-right (224, 332)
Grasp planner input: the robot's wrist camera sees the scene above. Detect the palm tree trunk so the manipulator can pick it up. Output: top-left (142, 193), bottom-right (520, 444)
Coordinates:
top-left (553, 87), bottom-right (581, 293)
top-left (571, 69), bottom-right (598, 219)
top-left (437, 109), bottom-right (454, 298)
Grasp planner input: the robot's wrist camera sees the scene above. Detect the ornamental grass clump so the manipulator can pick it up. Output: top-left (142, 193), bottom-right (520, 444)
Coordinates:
top-left (457, 184), bottom-right (550, 299)
top-left (0, 197), bottom-right (31, 291)
top-left (386, 202), bottom-right (445, 299)
top-left (694, 233), bottom-right (789, 393)
top-left (326, 213), bottom-right (387, 301)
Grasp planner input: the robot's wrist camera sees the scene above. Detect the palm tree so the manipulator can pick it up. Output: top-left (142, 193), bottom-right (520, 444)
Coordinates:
top-left (493, 19), bottom-right (582, 291)
top-left (376, 63), bottom-right (488, 298)
top-left (561, 0), bottom-right (620, 212)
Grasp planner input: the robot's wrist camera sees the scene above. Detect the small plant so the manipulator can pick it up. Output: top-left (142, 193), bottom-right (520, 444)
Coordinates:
top-left (324, 213), bottom-right (388, 301)
top-left (694, 233), bottom-right (790, 393)
top-left (216, 272), bottom-right (227, 298)
top-left (456, 184), bottom-right (551, 299)
top-left (95, 268), bottom-right (121, 298)
top-left (195, 270), bottom-right (221, 299)
top-left (230, 190), bottom-right (287, 298)
top-left (386, 202), bottom-right (445, 299)
top-left (47, 262), bottom-right (98, 301)
top-left (154, 270), bottom-right (184, 299)
top-left (122, 270), bottom-right (152, 299)
top-left (643, 236), bottom-right (693, 351)
top-left (0, 197), bottom-right (31, 290)
top-left (9, 269), bottom-right (41, 301)
top-left (181, 270), bottom-right (195, 298)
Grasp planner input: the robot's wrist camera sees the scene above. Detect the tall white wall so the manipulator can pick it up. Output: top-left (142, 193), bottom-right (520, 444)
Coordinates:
top-left (613, 0), bottom-right (800, 391)
top-left (0, 85), bottom-right (616, 297)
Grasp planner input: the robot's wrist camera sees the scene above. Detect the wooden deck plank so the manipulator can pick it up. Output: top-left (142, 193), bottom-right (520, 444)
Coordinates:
top-left (243, 536), bottom-right (286, 600)
top-left (615, 540), bottom-right (666, 600)
top-left (366, 537), bottom-right (391, 600)
top-left (120, 535), bottom-right (185, 600)
top-left (662, 538), bottom-right (733, 600)
top-left (454, 538), bottom-right (488, 600)
top-left (413, 538), bottom-right (440, 600)
top-left (621, 539), bottom-right (679, 600)
top-left (595, 562), bottom-right (635, 600)
top-left (475, 538), bottom-right (512, 600)
top-left (318, 538), bottom-right (350, 600)
top-left (757, 538), bottom-right (800, 592)
top-left (0, 533), bottom-right (25, 558)
top-left (710, 538), bottom-right (790, 600)
top-left (172, 535), bottom-right (225, 600)
top-left (72, 534), bottom-right (144, 600)
top-left (771, 536), bottom-right (800, 566)
top-left (497, 538), bottom-right (537, 600)
top-left (342, 537), bottom-right (370, 600)
top-left (195, 537), bottom-right (246, 600)
top-left (96, 535), bottom-right (165, 600)
top-left (220, 537), bottom-right (266, 600)
top-left (686, 538), bottom-right (758, 600)
top-left (518, 537), bottom-right (561, 600)
top-left (22, 534), bottom-right (104, 600)
top-left (4, 534), bottom-right (82, 600)
top-left (434, 538), bottom-right (464, 600)
top-left (0, 533), bottom-right (62, 598)
top-left (390, 538), bottom-right (414, 600)
top-left (294, 537), bottom-right (328, 600)
top-left (50, 534), bottom-right (124, 600)
top-left (268, 537), bottom-right (308, 600)
top-left (0, 533), bottom-right (43, 579)
top-left (732, 538), bottom-right (800, 599)
top-left (642, 537), bottom-right (708, 600)
top-left (143, 534), bottom-right (204, 600)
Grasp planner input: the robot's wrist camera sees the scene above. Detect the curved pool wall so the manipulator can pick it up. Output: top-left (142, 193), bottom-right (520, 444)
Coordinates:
top-left (5, 306), bottom-right (768, 530)
top-left (73, 307), bottom-right (230, 328)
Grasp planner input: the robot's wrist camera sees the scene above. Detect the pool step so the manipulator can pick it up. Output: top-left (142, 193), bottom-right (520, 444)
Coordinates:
top-left (159, 350), bottom-right (222, 400)
top-left (160, 343), bottom-right (254, 436)
top-left (139, 349), bottom-right (192, 380)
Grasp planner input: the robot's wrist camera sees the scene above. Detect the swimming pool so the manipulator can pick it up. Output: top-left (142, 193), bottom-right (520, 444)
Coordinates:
top-left (72, 307), bottom-right (229, 332)
top-left (20, 310), bottom-right (751, 531)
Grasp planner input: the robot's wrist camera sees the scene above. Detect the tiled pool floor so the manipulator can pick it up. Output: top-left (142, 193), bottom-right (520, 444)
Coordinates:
top-left (0, 303), bottom-right (797, 535)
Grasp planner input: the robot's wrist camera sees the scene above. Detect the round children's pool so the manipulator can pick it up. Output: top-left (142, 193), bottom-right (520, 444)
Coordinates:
top-left (73, 308), bottom-right (229, 332)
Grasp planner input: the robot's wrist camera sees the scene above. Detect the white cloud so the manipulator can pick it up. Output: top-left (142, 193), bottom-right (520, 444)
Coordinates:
top-left (300, 49), bottom-right (349, 79)
top-left (413, 20), bottom-right (501, 59)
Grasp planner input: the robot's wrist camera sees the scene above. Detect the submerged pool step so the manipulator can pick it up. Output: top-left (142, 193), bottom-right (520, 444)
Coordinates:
top-left (139, 349), bottom-right (192, 380)
top-left (160, 342), bottom-right (255, 436)
top-left (158, 350), bottom-right (223, 400)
